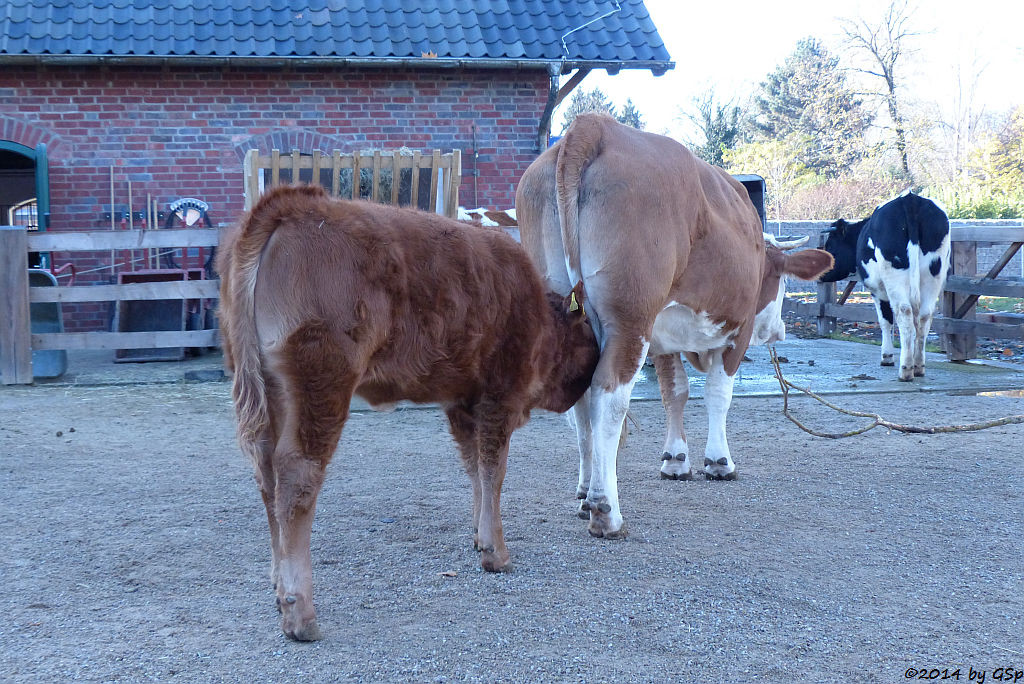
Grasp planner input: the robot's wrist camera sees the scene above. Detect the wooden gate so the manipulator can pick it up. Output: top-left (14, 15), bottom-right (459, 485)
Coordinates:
top-left (243, 148), bottom-right (462, 217)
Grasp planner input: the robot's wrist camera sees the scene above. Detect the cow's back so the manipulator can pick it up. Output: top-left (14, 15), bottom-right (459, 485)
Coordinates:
top-left (253, 197), bottom-right (551, 406)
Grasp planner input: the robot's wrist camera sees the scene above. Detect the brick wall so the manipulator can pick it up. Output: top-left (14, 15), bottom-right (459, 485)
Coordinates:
top-left (0, 64), bottom-right (550, 330)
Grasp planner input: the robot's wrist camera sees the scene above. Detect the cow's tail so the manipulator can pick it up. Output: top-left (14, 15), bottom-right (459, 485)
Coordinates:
top-left (555, 117), bottom-right (602, 286)
top-left (221, 185), bottom-right (327, 452)
top-left (903, 193), bottom-right (923, 310)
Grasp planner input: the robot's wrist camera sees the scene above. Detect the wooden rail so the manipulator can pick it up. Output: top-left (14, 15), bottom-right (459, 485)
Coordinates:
top-left (1, 226), bottom-right (220, 384)
top-left (790, 225), bottom-right (1024, 362)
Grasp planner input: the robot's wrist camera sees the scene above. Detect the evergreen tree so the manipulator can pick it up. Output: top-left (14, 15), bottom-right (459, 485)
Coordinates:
top-left (683, 90), bottom-right (743, 166)
top-left (559, 88), bottom-right (616, 134)
top-left (749, 37), bottom-right (871, 178)
top-left (615, 98), bottom-right (645, 130)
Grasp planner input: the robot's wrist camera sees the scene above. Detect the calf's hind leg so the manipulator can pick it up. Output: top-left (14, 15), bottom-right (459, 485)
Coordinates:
top-left (446, 401), bottom-right (515, 572)
top-left (269, 322), bottom-right (357, 641)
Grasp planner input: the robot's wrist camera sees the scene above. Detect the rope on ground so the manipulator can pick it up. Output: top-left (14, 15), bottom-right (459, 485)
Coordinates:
top-left (767, 345), bottom-right (1024, 439)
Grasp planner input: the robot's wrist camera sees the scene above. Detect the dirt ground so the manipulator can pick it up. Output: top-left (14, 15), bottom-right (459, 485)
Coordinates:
top-left (1, 377), bottom-right (1023, 683)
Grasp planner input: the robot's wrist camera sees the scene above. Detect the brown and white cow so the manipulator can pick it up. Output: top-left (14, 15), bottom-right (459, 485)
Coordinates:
top-left (516, 114), bottom-right (833, 539)
top-left (217, 185), bottom-right (599, 641)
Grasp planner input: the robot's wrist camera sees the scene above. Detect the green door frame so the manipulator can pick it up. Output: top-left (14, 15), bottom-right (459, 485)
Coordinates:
top-left (0, 139), bottom-right (51, 267)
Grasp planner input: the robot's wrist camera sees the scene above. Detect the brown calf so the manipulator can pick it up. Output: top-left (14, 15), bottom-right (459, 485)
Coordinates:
top-left (217, 185), bottom-right (599, 641)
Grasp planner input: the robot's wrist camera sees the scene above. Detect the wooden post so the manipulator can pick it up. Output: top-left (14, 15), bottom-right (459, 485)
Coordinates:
top-left (815, 232), bottom-right (836, 336)
top-left (942, 240), bottom-right (977, 361)
top-left (0, 226), bottom-right (33, 384)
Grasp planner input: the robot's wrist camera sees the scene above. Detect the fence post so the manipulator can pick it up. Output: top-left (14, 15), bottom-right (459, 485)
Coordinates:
top-left (0, 226), bottom-right (33, 384)
top-left (942, 240), bottom-right (977, 361)
top-left (815, 232), bottom-right (836, 336)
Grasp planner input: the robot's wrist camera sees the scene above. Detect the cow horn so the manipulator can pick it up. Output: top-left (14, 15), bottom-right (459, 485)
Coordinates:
top-left (763, 233), bottom-right (810, 250)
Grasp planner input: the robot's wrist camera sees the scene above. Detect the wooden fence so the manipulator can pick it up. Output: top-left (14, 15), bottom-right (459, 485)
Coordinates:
top-left (1, 226), bottom-right (219, 384)
top-left (785, 225), bottom-right (1024, 361)
top-left (243, 148), bottom-right (462, 217)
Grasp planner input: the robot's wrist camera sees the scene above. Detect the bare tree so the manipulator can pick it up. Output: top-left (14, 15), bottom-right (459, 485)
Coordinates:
top-left (842, 0), bottom-right (920, 180)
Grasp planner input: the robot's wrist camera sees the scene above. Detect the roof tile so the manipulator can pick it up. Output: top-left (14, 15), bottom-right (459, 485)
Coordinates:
top-left (0, 0), bottom-right (672, 69)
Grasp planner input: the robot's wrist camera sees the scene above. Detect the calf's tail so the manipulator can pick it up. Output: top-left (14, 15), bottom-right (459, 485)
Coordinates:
top-left (221, 185), bottom-right (328, 449)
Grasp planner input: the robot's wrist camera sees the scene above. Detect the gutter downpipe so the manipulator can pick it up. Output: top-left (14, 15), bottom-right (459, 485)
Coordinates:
top-left (536, 63), bottom-right (561, 152)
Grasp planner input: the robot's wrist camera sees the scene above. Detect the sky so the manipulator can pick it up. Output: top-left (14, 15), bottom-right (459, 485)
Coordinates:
top-left (555, 0), bottom-right (1024, 142)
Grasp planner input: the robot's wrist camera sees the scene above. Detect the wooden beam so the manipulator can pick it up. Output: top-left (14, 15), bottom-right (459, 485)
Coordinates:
top-left (27, 229), bottom-right (218, 252)
top-left (554, 68), bottom-right (592, 108)
top-left (1, 227), bottom-right (33, 384)
top-left (29, 279), bottom-right (220, 304)
top-left (949, 225), bottom-right (1024, 243)
top-left (944, 275), bottom-right (1024, 299)
top-left (32, 329), bottom-right (220, 351)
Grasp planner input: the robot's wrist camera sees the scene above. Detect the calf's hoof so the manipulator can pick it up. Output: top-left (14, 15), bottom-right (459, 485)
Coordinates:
top-left (479, 547), bottom-right (512, 573)
top-left (880, 357), bottom-right (895, 367)
top-left (914, 366), bottom-right (925, 377)
top-left (279, 593), bottom-right (321, 641)
top-left (577, 499), bottom-right (591, 520)
top-left (898, 368), bottom-right (914, 382)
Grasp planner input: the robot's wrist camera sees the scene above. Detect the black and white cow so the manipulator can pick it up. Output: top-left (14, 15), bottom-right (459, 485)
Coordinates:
top-left (819, 191), bottom-right (950, 381)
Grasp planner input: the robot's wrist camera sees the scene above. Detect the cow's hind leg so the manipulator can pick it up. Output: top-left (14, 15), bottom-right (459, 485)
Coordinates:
top-left (702, 352), bottom-right (738, 480)
top-left (654, 353), bottom-right (692, 480)
top-left (271, 322), bottom-right (357, 641)
top-left (584, 336), bottom-right (650, 539)
top-left (893, 300), bottom-right (917, 381)
top-left (875, 299), bottom-right (896, 367)
top-left (569, 392), bottom-right (596, 519)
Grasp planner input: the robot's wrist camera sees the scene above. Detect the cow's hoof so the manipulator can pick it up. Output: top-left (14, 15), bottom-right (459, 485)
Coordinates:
top-left (703, 457), bottom-right (736, 480)
top-left (587, 516), bottom-right (628, 540)
top-left (480, 549), bottom-right (512, 573)
top-left (577, 498), bottom-right (592, 519)
top-left (898, 371), bottom-right (914, 382)
top-left (881, 359), bottom-right (895, 367)
top-left (660, 452), bottom-right (692, 480)
top-left (914, 367), bottom-right (925, 377)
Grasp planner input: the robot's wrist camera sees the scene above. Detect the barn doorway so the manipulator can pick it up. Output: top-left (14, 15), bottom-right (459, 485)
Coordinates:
top-left (0, 141), bottom-right (50, 268)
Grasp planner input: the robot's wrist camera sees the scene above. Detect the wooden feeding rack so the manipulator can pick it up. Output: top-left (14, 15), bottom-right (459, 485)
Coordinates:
top-left (243, 148), bottom-right (462, 218)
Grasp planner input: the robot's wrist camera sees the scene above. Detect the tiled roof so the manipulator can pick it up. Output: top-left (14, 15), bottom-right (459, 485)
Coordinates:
top-left (0, 0), bottom-right (673, 73)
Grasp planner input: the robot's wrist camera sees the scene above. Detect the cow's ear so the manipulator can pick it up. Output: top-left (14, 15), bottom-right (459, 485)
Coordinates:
top-left (566, 280), bottom-right (586, 318)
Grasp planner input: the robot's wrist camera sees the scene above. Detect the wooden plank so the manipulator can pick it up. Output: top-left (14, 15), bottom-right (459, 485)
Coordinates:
top-left (351, 151), bottom-right (360, 200)
top-left (410, 150), bottom-right (421, 207)
top-left (28, 279), bottom-right (220, 304)
top-left (949, 225), bottom-right (1024, 243)
top-left (446, 149), bottom-right (461, 217)
top-left (27, 229), bottom-right (218, 252)
top-left (331, 150), bottom-right (341, 197)
top-left (32, 329), bottom-right (219, 351)
top-left (371, 150), bottom-right (381, 202)
top-left (0, 227), bottom-right (33, 384)
top-left (290, 149), bottom-right (300, 184)
top-left (428, 149), bottom-right (441, 213)
top-left (311, 149), bottom-right (322, 188)
top-left (943, 240), bottom-right (977, 361)
top-left (931, 318), bottom-right (1024, 339)
top-left (271, 149), bottom-right (281, 187)
top-left (944, 275), bottom-right (1024, 298)
top-left (391, 150), bottom-right (401, 205)
top-left (824, 302), bottom-right (878, 323)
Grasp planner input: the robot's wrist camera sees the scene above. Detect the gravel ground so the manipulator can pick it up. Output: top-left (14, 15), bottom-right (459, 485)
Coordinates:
top-left (1, 379), bottom-right (1023, 683)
